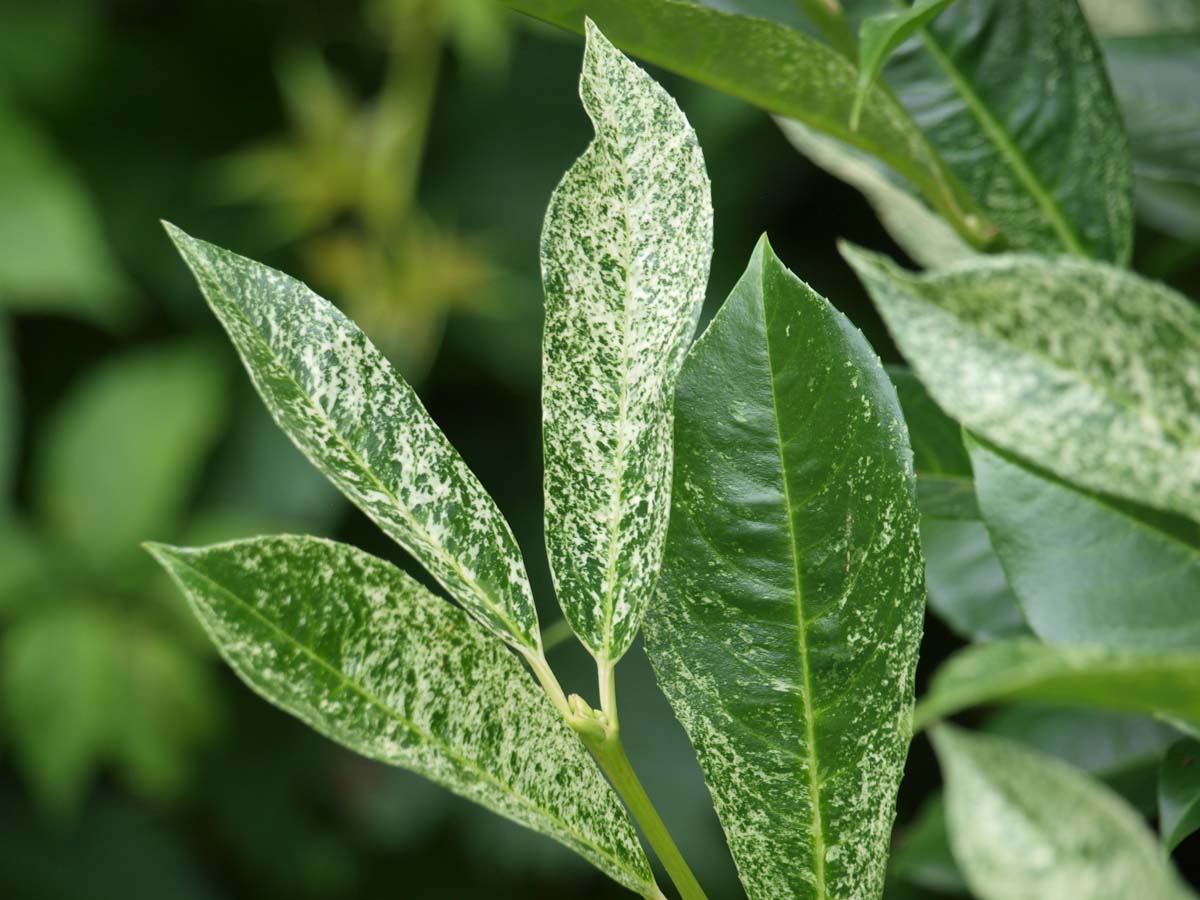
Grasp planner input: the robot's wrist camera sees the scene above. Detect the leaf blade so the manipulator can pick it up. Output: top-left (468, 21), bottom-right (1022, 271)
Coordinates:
top-left (1160, 738), bottom-right (1200, 852)
top-left (915, 638), bottom-right (1200, 731)
top-left (644, 239), bottom-right (925, 900)
top-left (165, 224), bottom-right (541, 655)
top-left (843, 246), bottom-right (1200, 522)
top-left (540, 22), bottom-right (712, 661)
top-left (147, 535), bottom-right (656, 896)
top-left (932, 726), bottom-right (1191, 900)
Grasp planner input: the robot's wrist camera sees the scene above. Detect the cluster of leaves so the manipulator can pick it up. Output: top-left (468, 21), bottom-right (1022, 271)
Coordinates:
top-left (150, 3), bottom-right (1200, 900)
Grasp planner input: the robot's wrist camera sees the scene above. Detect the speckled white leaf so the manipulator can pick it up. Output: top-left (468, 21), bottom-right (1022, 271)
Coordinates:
top-left (645, 239), bottom-right (925, 900)
top-left (146, 536), bottom-right (656, 897)
top-left (165, 224), bottom-right (541, 655)
top-left (932, 726), bottom-right (1193, 900)
top-left (541, 22), bottom-right (712, 662)
top-left (843, 246), bottom-right (1200, 522)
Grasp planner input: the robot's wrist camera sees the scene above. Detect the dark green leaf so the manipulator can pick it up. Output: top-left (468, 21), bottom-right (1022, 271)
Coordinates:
top-left (932, 726), bottom-right (1192, 900)
top-left (166, 225), bottom-right (543, 655)
top-left (969, 438), bottom-right (1200, 650)
top-left (0, 316), bottom-right (15, 502)
top-left (879, 0), bottom-right (1133, 261)
top-left (34, 342), bottom-right (229, 568)
top-left (147, 535), bottom-right (656, 896)
top-left (1160, 738), bottom-right (1200, 852)
top-left (915, 638), bottom-right (1200, 731)
top-left (645, 238), bottom-right (924, 900)
top-left (503, 0), bottom-right (995, 248)
top-left (844, 246), bottom-right (1200, 522)
top-left (890, 794), bottom-right (968, 895)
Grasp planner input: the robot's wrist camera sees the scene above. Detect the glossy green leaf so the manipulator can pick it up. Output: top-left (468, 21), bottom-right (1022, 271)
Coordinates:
top-left (503, 0), bottom-right (995, 248)
top-left (540, 22), bottom-right (711, 662)
top-left (1160, 738), bottom-right (1200, 851)
top-left (645, 238), bottom-right (924, 900)
top-left (932, 726), bottom-right (1192, 900)
top-left (0, 100), bottom-right (130, 326)
top-left (914, 638), bottom-right (1200, 731)
top-left (166, 224), bottom-right (542, 655)
top-left (778, 119), bottom-right (976, 269)
top-left (851, 0), bottom-right (957, 130)
top-left (878, 0), bottom-right (1133, 261)
top-left (147, 535), bottom-right (656, 896)
top-left (1102, 33), bottom-right (1200, 240)
top-left (34, 342), bottom-right (228, 568)
top-left (843, 246), bottom-right (1200, 522)
top-left (969, 438), bottom-right (1200, 650)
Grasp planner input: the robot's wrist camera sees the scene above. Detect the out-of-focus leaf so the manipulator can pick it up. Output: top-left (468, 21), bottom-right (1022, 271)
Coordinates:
top-left (1160, 738), bottom-right (1200, 851)
top-left (166, 224), bottom-right (542, 655)
top-left (0, 101), bottom-right (130, 326)
top-left (932, 726), bottom-right (1192, 900)
top-left (1, 606), bottom-right (217, 819)
top-left (0, 0), bottom-right (99, 102)
top-left (844, 246), bottom-right (1200, 522)
top-left (33, 342), bottom-right (228, 568)
top-left (920, 518), bottom-right (1025, 642)
top-left (851, 0), bottom-right (957, 130)
top-left (969, 438), bottom-right (1200, 650)
top-left (541, 22), bottom-right (711, 662)
top-left (878, 0), bottom-right (1133, 261)
top-left (148, 535), bottom-right (657, 896)
top-left (1081, 0), bottom-right (1200, 36)
top-left (503, 0), bottom-right (996, 248)
top-left (914, 638), bottom-right (1200, 731)
top-left (895, 709), bottom-right (1179, 893)
top-left (887, 366), bottom-right (975, 519)
top-left (0, 316), bottom-right (15, 502)
top-left (645, 238), bottom-right (924, 900)
top-left (0, 519), bottom-right (55, 620)
top-left (986, 706), bottom-right (1179, 813)
top-left (1102, 33), bottom-right (1200, 240)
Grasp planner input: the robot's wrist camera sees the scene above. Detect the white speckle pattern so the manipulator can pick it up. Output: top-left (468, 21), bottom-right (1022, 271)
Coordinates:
top-left (165, 224), bottom-right (542, 654)
top-left (932, 726), bottom-right (1192, 900)
top-left (644, 240), bottom-right (925, 900)
top-left (540, 22), bottom-right (712, 662)
top-left (148, 536), bottom-right (655, 896)
top-left (845, 246), bottom-right (1200, 523)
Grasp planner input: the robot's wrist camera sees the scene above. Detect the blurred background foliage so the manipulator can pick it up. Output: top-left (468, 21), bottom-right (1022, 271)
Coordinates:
top-left (0, 1), bottom-right (1197, 898)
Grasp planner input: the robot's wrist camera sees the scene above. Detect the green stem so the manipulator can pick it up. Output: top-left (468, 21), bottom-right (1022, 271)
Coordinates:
top-left (584, 728), bottom-right (710, 900)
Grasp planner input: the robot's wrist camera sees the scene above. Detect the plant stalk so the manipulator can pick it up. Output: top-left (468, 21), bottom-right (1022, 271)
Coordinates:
top-left (583, 728), bottom-right (710, 900)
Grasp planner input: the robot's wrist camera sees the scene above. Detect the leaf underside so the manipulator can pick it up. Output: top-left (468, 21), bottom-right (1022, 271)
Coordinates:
top-left (166, 224), bottom-right (542, 655)
top-left (541, 21), bottom-right (712, 662)
top-left (147, 536), bottom-right (655, 896)
top-left (645, 239), bottom-right (924, 900)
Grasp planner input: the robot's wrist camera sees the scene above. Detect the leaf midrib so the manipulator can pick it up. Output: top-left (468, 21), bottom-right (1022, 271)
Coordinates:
top-left (899, 4), bottom-right (1089, 256)
top-left (759, 283), bottom-right (828, 900)
top-left (166, 549), bottom-right (649, 890)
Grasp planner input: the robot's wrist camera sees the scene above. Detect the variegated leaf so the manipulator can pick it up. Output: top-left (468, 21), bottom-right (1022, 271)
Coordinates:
top-left (645, 238), bottom-right (924, 900)
top-left (932, 726), bottom-right (1193, 900)
top-left (843, 246), bottom-right (1200, 522)
top-left (147, 536), bottom-right (658, 897)
top-left (165, 225), bottom-right (541, 655)
top-left (541, 21), bottom-right (712, 662)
